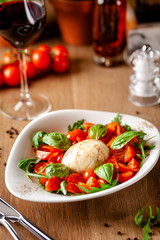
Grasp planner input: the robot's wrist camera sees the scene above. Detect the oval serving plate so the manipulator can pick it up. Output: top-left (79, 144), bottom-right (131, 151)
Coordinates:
top-left (5, 109), bottom-right (160, 203)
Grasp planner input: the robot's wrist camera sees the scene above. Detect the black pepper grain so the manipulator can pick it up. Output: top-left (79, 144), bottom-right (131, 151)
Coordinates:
top-left (134, 238), bottom-right (138, 240)
top-left (117, 231), bottom-right (123, 235)
top-left (4, 163), bottom-right (6, 167)
top-left (104, 223), bottom-right (110, 227)
top-left (126, 238), bottom-right (131, 240)
top-left (136, 111), bottom-right (140, 115)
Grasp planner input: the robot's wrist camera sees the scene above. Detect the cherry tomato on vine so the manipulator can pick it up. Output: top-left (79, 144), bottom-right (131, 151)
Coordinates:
top-left (51, 45), bottom-right (68, 58)
top-left (51, 55), bottom-right (69, 73)
top-left (37, 44), bottom-right (51, 54)
top-left (2, 50), bottom-right (18, 65)
top-left (3, 65), bottom-right (20, 86)
top-left (32, 50), bottom-right (51, 71)
top-left (26, 61), bottom-right (37, 79)
top-left (0, 71), bottom-right (4, 87)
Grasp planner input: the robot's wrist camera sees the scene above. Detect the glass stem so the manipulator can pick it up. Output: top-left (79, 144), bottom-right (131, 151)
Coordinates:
top-left (17, 49), bottom-right (32, 105)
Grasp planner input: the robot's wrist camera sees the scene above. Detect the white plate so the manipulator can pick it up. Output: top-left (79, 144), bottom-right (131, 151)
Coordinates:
top-left (5, 109), bottom-right (160, 203)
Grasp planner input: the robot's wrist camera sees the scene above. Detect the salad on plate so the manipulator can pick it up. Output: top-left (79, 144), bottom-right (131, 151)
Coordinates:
top-left (18, 113), bottom-right (155, 196)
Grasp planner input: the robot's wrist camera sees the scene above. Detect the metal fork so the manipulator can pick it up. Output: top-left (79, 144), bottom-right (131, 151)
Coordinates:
top-left (0, 212), bottom-right (20, 240)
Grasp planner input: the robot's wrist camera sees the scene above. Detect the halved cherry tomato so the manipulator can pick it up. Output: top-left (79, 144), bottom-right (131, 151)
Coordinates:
top-left (36, 150), bottom-right (51, 160)
top-left (39, 173), bottom-right (48, 186)
top-left (106, 136), bottom-right (116, 148)
top-left (124, 145), bottom-right (135, 163)
top-left (51, 45), bottom-right (68, 58)
top-left (3, 65), bottom-right (20, 86)
top-left (37, 44), bottom-right (51, 54)
top-left (97, 179), bottom-right (106, 185)
top-left (56, 153), bottom-right (64, 163)
top-left (34, 162), bottom-right (48, 174)
top-left (67, 173), bottom-right (85, 184)
top-left (38, 144), bottom-right (63, 153)
top-left (86, 177), bottom-right (100, 188)
top-left (84, 123), bottom-right (94, 132)
top-left (65, 182), bottom-right (80, 194)
top-left (48, 152), bottom-right (59, 163)
top-left (77, 182), bottom-right (91, 193)
top-left (118, 171), bottom-right (133, 183)
top-left (83, 169), bottom-right (96, 181)
top-left (107, 122), bottom-right (119, 134)
top-left (32, 50), bottom-right (51, 71)
top-left (45, 177), bottom-right (60, 191)
top-left (106, 155), bottom-right (119, 171)
top-left (127, 158), bottom-right (140, 172)
top-left (118, 162), bottom-right (131, 173)
top-left (66, 129), bottom-right (87, 143)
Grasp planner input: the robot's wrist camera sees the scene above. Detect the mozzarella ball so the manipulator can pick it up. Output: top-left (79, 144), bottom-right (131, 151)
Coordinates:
top-left (62, 139), bottom-right (109, 173)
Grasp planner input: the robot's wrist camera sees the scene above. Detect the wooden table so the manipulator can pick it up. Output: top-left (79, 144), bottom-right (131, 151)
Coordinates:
top-left (0, 27), bottom-right (160, 240)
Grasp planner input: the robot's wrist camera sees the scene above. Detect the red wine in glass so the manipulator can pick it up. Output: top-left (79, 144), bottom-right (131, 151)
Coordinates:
top-left (0, 0), bottom-right (51, 120)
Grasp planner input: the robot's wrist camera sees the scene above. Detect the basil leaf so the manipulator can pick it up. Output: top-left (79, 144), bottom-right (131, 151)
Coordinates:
top-left (110, 131), bottom-right (146, 150)
top-left (124, 124), bottom-right (132, 131)
top-left (94, 163), bottom-right (114, 183)
top-left (88, 124), bottom-right (107, 140)
top-left (45, 163), bottom-right (71, 178)
top-left (32, 131), bottom-right (46, 149)
top-left (111, 113), bottom-right (121, 125)
top-left (18, 158), bottom-right (39, 171)
top-left (68, 119), bottom-right (84, 132)
top-left (43, 132), bottom-right (71, 151)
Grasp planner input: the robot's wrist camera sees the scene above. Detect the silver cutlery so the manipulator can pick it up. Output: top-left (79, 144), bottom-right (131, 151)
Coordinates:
top-left (0, 198), bottom-right (54, 240)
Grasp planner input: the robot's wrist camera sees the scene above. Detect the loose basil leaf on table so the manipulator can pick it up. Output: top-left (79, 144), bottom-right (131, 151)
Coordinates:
top-left (88, 124), bottom-right (107, 140)
top-left (68, 119), bottom-right (84, 132)
top-left (32, 131), bottom-right (46, 149)
top-left (45, 163), bottom-right (71, 178)
top-left (42, 132), bottom-right (71, 151)
top-left (94, 163), bottom-right (113, 183)
top-left (110, 131), bottom-right (146, 150)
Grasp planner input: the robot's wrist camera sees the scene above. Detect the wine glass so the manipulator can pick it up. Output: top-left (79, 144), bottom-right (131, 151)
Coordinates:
top-left (0, 0), bottom-right (52, 120)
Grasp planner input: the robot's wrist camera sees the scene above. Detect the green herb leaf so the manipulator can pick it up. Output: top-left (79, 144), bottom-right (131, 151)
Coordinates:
top-left (18, 158), bottom-right (40, 171)
top-left (60, 181), bottom-right (68, 195)
top-left (135, 206), bottom-right (160, 240)
top-left (76, 176), bottom-right (118, 194)
top-left (124, 124), bottom-right (132, 131)
top-left (68, 119), bottom-right (84, 132)
top-left (88, 124), bottom-right (107, 140)
top-left (42, 132), bottom-right (71, 151)
top-left (32, 131), bottom-right (46, 150)
top-left (45, 163), bottom-right (71, 178)
top-left (94, 163), bottom-right (113, 183)
top-left (111, 113), bottom-right (121, 125)
top-left (110, 131), bottom-right (146, 150)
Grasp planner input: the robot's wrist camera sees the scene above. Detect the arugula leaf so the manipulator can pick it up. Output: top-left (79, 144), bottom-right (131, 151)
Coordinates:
top-left (124, 124), bottom-right (132, 131)
top-left (94, 163), bottom-right (113, 183)
top-left (32, 131), bottom-right (46, 149)
top-left (68, 119), bottom-right (84, 132)
top-left (88, 124), bottom-right (107, 140)
top-left (42, 132), bottom-right (71, 151)
top-left (111, 113), bottom-right (121, 125)
top-left (76, 177), bottom-right (118, 194)
top-left (110, 131), bottom-right (146, 150)
top-left (45, 163), bottom-right (71, 178)
top-left (135, 206), bottom-right (160, 240)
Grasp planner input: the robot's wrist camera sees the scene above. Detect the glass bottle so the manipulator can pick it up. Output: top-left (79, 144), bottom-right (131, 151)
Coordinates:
top-left (92, 0), bottom-right (127, 67)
